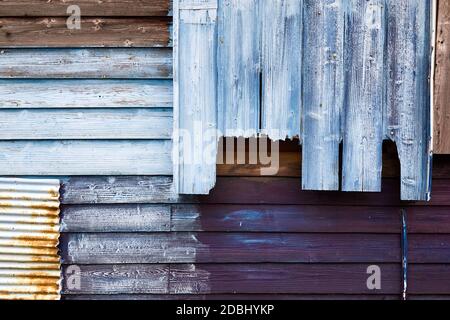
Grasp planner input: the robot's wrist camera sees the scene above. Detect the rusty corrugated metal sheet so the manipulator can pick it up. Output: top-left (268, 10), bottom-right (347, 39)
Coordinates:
top-left (0, 178), bottom-right (61, 300)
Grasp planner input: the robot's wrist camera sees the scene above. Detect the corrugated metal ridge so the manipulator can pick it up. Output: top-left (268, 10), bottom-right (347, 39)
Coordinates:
top-left (0, 178), bottom-right (61, 300)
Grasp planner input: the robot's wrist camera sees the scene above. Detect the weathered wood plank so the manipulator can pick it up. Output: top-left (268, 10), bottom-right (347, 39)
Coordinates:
top-left (59, 204), bottom-right (450, 234)
top-left (0, 140), bottom-right (172, 175)
top-left (60, 204), bottom-right (171, 232)
top-left (0, 18), bottom-right (171, 47)
top-left (409, 234), bottom-right (450, 263)
top-left (0, 80), bottom-right (172, 109)
top-left (261, 0), bottom-right (302, 140)
top-left (174, 0), bottom-right (218, 194)
top-left (0, 48), bottom-right (172, 79)
top-left (302, 0), bottom-right (345, 191)
top-left (60, 264), bottom-right (450, 296)
top-left (0, 0), bottom-right (172, 17)
top-left (434, 0), bottom-right (450, 154)
top-left (217, 0), bottom-right (261, 137)
top-left (60, 176), bottom-right (180, 204)
top-left (408, 206), bottom-right (450, 233)
top-left (342, 0), bottom-right (385, 192)
top-left (62, 264), bottom-right (169, 295)
top-left (200, 177), bottom-right (402, 206)
top-left (60, 233), bottom-right (400, 264)
top-left (386, 0), bottom-right (433, 201)
top-left (169, 264), bottom-right (401, 295)
top-left (58, 176), bottom-right (450, 205)
top-left (0, 108), bottom-right (172, 140)
top-left (217, 140), bottom-right (405, 178)
top-left (171, 204), bottom-right (401, 233)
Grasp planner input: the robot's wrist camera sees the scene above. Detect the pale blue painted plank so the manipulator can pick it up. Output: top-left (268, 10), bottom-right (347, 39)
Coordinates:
top-left (386, 0), bottom-right (433, 201)
top-left (261, 0), bottom-right (302, 141)
top-left (302, 0), bottom-right (346, 191)
top-left (0, 80), bottom-right (172, 109)
top-left (217, 0), bottom-right (261, 137)
top-left (0, 48), bottom-right (172, 79)
top-left (0, 140), bottom-right (172, 176)
top-left (342, 0), bottom-right (385, 192)
top-left (174, 0), bottom-right (218, 194)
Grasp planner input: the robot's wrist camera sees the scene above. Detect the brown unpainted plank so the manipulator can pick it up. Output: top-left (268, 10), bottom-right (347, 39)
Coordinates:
top-left (171, 205), bottom-right (402, 233)
top-left (59, 233), bottom-right (400, 264)
top-left (0, 18), bottom-right (171, 47)
top-left (60, 204), bottom-right (171, 232)
top-left (0, 0), bottom-right (171, 17)
top-left (61, 264), bottom-right (169, 295)
top-left (434, 0), bottom-right (450, 154)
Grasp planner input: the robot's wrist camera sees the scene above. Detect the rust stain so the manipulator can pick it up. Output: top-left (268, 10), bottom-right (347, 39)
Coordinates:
top-left (0, 178), bottom-right (61, 300)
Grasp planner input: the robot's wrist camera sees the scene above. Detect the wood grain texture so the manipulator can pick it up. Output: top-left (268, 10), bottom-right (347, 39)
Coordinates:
top-left (434, 0), bottom-right (450, 154)
top-left (171, 204), bottom-right (402, 233)
top-left (59, 203), bottom-right (450, 234)
top-left (0, 0), bottom-right (171, 17)
top-left (60, 176), bottom-right (180, 204)
top-left (169, 264), bottom-right (401, 295)
top-left (60, 204), bottom-right (171, 232)
top-left (302, 0), bottom-right (345, 191)
top-left (342, 0), bottom-right (385, 192)
top-left (0, 18), bottom-right (171, 47)
top-left (0, 108), bottom-right (172, 140)
top-left (261, 0), bottom-right (302, 140)
top-left (217, 140), bottom-right (407, 178)
top-left (60, 264), bottom-right (450, 296)
top-left (0, 80), bottom-right (172, 109)
top-left (0, 140), bottom-right (172, 175)
top-left (58, 175), bottom-right (450, 205)
top-left (217, 0), bottom-right (260, 137)
top-left (0, 48), bottom-right (172, 79)
top-left (60, 233), bottom-right (400, 264)
top-left (174, 0), bottom-right (218, 194)
top-left (62, 264), bottom-right (169, 295)
top-left (386, 0), bottom-right (433, 201)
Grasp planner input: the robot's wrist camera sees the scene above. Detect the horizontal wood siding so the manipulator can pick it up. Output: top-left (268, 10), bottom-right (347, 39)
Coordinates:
top-left (0, 18), bottom-right (171, 47)
top-left (0, 109), bottom-right (172, 140)
top-left (55, 148), bottom-right (450, 299)
top-left (0, 140), bottom-right (172, 175)
top-left (0, 0), bottom-right (172, 17)
top-left (0, 48), bottom-right (172, 79)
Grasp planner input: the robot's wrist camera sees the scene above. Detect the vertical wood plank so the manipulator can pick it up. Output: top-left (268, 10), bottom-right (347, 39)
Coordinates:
top-left (342, 0), bottom-right (385, 192)
top-left (261, 0), bottom-right (302, 141)
top-left (302, 0), bottom-right (346, 191)
top-left (434, 0), bottom-right (450, 154)
top-left (217, 0), bottom-right (261, 137)
top-left (386, 0), bottom-right (433, 201)
top-left (174, 0), bottom-right (218, 194)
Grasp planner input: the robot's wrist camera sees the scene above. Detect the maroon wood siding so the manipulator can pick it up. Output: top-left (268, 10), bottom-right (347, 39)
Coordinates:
top-left (60, 140), bottom-right (450, 300)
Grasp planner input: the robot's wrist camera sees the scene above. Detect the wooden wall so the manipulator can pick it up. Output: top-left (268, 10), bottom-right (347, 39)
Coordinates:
top-left (1, 0), bottom-right (450, 300)
top-left (0, 1), bottom-right (173, 175)
top-left (435, 0), bottom-right (450, 154)
top-left (59, 141), bottom-right (450, 300)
